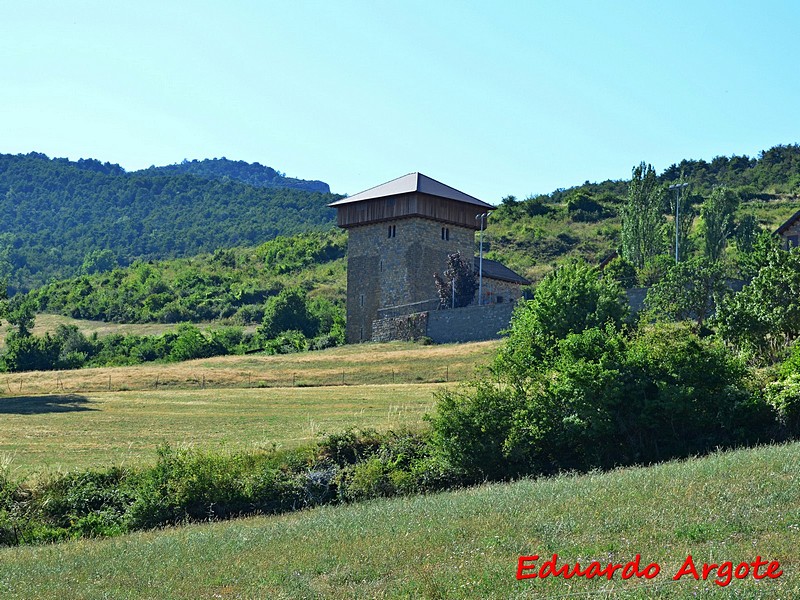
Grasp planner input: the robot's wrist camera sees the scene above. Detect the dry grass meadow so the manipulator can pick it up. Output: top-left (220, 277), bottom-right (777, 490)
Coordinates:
top-left (0, 339), bottom-right (499, 473)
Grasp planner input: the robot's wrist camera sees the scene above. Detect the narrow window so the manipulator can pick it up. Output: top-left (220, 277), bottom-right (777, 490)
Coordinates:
top-left (360, 326), bottom-right (363, 341)
top-left (441, 227), bottom-right (445, 240)
top-left (445, 227), bottom-right (450, 241)
top-left (380, 260), bottom-right (383, 272)
top-left (360, 294), bottom-right (364, 307)
top-left (392, 225), bottom-right (396, 237)
top-left (388, 226), bottom-right (392, 238)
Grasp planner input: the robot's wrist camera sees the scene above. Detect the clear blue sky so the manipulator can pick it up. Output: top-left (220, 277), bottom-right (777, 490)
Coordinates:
top-left (2, 1), bottom-right (799, 203)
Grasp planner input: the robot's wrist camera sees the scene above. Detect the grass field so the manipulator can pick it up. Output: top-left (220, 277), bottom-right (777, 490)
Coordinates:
top-left (0, 339), bottom-right (498, 396)
top-left (0, 340), bottom-right (498, 473)
top-left (1, 441), bottom-right (797, 599)
top-left (0, 384), bottom-right (443, 474)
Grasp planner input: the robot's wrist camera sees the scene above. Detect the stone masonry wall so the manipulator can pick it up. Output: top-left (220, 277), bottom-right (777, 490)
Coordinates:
top-left (780, 221), bottom-right (800, 249)
top-left (476, 277), bottom-right (524, 305)
top-left (426, 302), bottom-right (516, 343)
top-left (371, 303), bottom-right (515, 344)
top-left (371, 312), bottom-right (429, 342)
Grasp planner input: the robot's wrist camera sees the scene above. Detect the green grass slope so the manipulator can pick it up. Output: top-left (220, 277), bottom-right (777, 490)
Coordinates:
top-left (1, 442), bottom-right (797, 598)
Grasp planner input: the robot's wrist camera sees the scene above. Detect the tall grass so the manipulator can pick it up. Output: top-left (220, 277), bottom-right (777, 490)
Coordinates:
top-left (0, 442), bottom-right (797, 598)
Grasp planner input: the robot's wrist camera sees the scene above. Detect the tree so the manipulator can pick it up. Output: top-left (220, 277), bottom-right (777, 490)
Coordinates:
top-left (715, 247), bottom-right (800, 361)
top-left (433, 252), bottom-right (478, 309)
top-left (258, 287), bottom-right (319, 339)
top-left (621, 162), bottom-right (666, 269)
top-left (493, 259), bottom-right (627, 384)
top-left (734, 214), bottom-right (759, 255)
top-left (430, 321), bottom-right (768, 479)
top-left (736, 231), bottom-right (781, 281)
top-left (644, 257), bottom-right (728, 331)
top-left (6, 296), bottom-right (36, 337)
top-left (80, 249), bottom-right (118, 275)
top-left (700, 187), bottom-right (739, 262)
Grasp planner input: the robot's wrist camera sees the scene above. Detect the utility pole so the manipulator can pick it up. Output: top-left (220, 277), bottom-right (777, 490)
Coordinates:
top-left (476, 212), bottom-right (488, 305)
top-left (668, 183), bottom-right (689, 263)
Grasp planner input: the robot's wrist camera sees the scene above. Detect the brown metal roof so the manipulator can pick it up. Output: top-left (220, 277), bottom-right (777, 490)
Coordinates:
top-left (474, 257), bottom-right (531, 285)
top-left (329, 172), bottom-right (494, 209)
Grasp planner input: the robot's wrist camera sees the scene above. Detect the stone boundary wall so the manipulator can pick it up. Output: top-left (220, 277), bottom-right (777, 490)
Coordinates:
top-left (371, 302), bottom-right (516, 344)
top-left (426, 302), bottom-right (516, 343)
top-left (371, 312), bottom-right (429, 342)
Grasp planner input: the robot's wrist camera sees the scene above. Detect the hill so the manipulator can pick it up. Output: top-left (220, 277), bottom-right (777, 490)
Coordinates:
top-left (138, 157), bottom-right (330, 193)
top-left (0, 153), bottom-right (339, 292)
top-left (30, 230), bottom-right (347, 323)
top-left (487, 144), bottom-right (800, 282)
top-left (5, 142), bottom-right (800, 301)
top-left (1, 441), bottom-right (796, 598)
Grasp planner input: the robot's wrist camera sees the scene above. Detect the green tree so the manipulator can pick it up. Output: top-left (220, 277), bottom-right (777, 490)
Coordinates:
top-left (602, 256), bottom-right (637, 288)
top-left (734, 214), bottom-right (759, 255)
top-left (168, 324), bottom-right (216, 362)
top-left (700, 187), bottom-right (739, 262)
top-left (644, 257), bottom-right (729, 331)
top-left (430, 322), bottom-right (769, 479)
top-left (493, 259), bottom-right (627, 385)
top-left (258, 288), bottom-right (319, 339)
top-left (621, 162), bottom-right (666, 269)
top-left (2, 332), bottom-right (61, 372)
top-left (6, 296), bottom-right (36, 337)
top-left (736, 231), bottom-right (779, 281)
top-left (80, 249), bottom-right (118, 275)
top-left (716, 247), bottom-right (800, 361)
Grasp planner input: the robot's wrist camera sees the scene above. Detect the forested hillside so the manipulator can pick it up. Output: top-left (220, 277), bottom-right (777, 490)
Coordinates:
top-left (4, 143), bottom-right (800, 298)
top-left (0, 153), bottom-right (339, 292)
top-left (139, 157), bottom-right (330, 193)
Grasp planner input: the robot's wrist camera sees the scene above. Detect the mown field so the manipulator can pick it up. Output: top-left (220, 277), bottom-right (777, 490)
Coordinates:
top-left (1, 442), bottom-right (797, 599)
top-left (0, 340), bottom-right (498, 473)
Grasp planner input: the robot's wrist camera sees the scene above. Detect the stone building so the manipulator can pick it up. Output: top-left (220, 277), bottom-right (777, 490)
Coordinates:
top-left (776, 209), bottom-right (800, 249)
top-left (330, 172), bottom-right (529, 343)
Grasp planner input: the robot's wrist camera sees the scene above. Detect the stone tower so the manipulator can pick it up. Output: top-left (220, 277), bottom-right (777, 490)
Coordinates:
top-left (329, 172), bottom-right (494, 343)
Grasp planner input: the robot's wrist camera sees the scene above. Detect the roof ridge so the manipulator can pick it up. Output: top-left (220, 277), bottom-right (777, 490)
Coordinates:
top-left (347, 172), bottom-right (417, 199)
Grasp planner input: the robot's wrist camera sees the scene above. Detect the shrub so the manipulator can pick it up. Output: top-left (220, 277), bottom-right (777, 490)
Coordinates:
top-left (764, 374), bottom-right (800, 435)
top-left (494, 259), bottom-right (626, 381)
top-left (431, 322), bottom-right (774, 479)
top-left (602, 256), bottom-right (637, 288)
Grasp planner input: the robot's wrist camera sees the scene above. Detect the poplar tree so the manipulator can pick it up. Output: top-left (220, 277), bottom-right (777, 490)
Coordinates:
top-left (621, 162), bottom-right (666, 269)
top-left (700, 186), bottom-right (739, 262)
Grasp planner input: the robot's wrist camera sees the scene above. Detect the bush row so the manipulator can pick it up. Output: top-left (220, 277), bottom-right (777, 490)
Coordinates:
top-left (0, 429), bottom-right (453, 547)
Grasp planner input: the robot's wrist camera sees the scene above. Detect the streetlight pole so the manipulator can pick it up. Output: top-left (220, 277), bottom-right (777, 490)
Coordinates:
top-left (476, 212), bottom-right (487, 305)
top-left (668, 183), bottom-right (689, 263)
